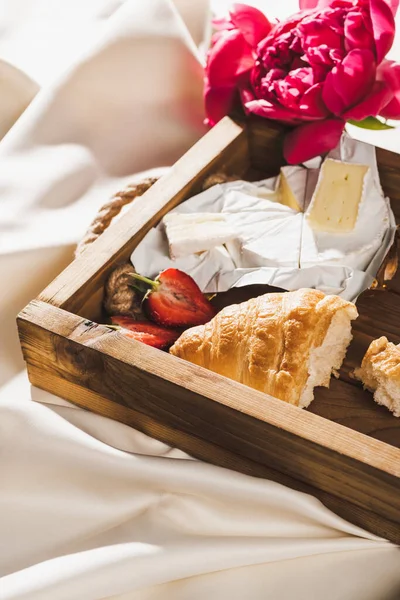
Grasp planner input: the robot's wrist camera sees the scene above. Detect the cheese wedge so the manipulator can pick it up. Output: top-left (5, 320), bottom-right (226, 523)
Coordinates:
top-left (238, 211), bottom-right (303, 268)
top-left (306, 159), bottom-right (369, 233)
top-left (278, 166), bottom-right (307, 212)
top-left (163, 212), bottom-right (237, 259)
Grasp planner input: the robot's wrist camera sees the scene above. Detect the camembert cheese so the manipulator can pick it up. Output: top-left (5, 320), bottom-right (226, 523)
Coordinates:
top-left (278, 166), bottom-right (307, 212)
top-left (132, 135), bottom-right (394, 303)
top-left (306, 159), bottom-right (369, 233)
top-left (163, 212), bottom-right (237, 259)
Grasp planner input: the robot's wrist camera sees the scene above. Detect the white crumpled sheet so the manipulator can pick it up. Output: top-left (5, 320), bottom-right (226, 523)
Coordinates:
top-left (1, 1), bottom-right (400, 599)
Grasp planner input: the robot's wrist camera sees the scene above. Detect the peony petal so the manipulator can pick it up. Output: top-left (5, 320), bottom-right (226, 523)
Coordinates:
top-left (204, 83), bottom-right (237, 126)
top-left (298, 0), bottom-right (331, 7)
top-left (243, 96), bottom-right (319, 124)
top-left (299, 18), bottom-right (344, 53)
top-left (206, 29), bottom-right (254, 87)
top-left (344, 11), bottom-right (374, 52)
top-left (212, 16), bottom-right (235, 31)
top-left (342, 81), bottom-right (393, 120)
top-left (369, 0), bottom-right (396, 63)
top-left (375, 0), bottom-right (400, 15)
top-left (377, 60), bottom-right (400, 118)
top-left (300, 83), bottom-right (331, 118)
top-left (388, 0), bottom-right (399, 15)
top-left (322, 49), bottom-right (376, 115)
top-left (283, 118), bottom-right (345, 164)
top-left (380, 96), bottom-right (400, 118)
top-left (230, 3), bottom-right (272, 47)
top-left (244, 100), bottom-right (302, 124)
top-left (261, 10), bottom-right (307, 42)
top-left (377, 58), bottom-right (400, 90)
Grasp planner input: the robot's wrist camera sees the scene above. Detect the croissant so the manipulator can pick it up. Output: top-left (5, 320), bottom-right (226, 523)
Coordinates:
top-left (170, 288), bottom-right (358, 408)
top-left (355, 337), bottom-right (400, 417)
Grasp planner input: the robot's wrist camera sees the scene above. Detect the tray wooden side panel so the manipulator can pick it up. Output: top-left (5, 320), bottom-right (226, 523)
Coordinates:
top-left (247, 117), bottom-right (286, 175)
top-left (26, 364), bottom-right (400, 543)
top-left (18, 299), bottom-right (400, 543)
top-left (309, 288), bottom-right (400, 447)
top-left (38, 118), bottom-right (249, 316)
top-left (376, 146), bottom-right (400, 206)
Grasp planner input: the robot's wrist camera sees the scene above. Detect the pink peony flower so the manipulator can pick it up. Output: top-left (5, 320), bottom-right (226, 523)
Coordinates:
top-left (204, 1), bottom-right (400, 164)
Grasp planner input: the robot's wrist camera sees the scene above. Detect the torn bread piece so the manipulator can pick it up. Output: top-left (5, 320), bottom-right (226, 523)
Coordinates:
top-left (355, 337), bottom-right (400, 416)
top-left (170, 288), bottom-right (358, 408)
top-left (163, 212), bottom-right (237, 259)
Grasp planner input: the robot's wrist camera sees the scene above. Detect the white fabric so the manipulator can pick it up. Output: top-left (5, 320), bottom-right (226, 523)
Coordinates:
top-left (0, 59), bottom-right (38, 140)
top-left (1, 1), bottom-right (400, 598)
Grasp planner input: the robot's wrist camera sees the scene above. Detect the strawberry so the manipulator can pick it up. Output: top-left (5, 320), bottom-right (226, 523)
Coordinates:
top-left (110, 316), bottom-right (180, 350)
top-left (129, 268), bottom-right (216, 327)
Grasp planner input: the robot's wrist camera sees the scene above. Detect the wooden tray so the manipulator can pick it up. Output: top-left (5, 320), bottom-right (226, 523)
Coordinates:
top-left (17, 116), bottom-right (400, 543)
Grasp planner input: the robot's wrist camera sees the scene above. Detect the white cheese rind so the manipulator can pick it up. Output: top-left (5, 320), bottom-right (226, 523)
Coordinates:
top-left (236, 212), bottom-right (303, 268)
top-left (163, 212), bottom-right (237, 259)
top-left (278, 166), bottom-right (307, 212)
top-left (220, 190), bottom-right (302, 269)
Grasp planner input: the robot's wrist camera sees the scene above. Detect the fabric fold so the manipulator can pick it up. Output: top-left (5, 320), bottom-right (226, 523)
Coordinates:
top-left (0, 1), bottom-right (400, 599)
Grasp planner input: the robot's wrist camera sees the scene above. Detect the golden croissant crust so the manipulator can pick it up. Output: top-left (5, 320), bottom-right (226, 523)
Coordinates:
top-left (170, 288), bottom-right (358, 407)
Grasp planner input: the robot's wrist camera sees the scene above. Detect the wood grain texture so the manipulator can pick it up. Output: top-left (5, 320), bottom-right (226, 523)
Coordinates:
top-left (26, 364), bottom-right (400, 543)
top-left (339, 288), bottom-right (400, 384)
top-left (311, 379), bottom-right (400, 447)
top-left (247, 117), bottom-right (286, 176)
top-left (18, 300), bottom-right (400, 540)
top-left (376, 146), bottom-right (400, 208)
top-left (335, 289), bottom-right (400, 391)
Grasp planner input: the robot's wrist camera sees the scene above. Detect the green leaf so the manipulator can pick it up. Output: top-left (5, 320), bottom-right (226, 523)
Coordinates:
top-left (347, 116), bottom-right (395, 131)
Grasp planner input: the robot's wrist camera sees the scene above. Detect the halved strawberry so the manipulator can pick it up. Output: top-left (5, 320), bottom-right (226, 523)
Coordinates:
top-left (110, 316), bottom-right (180, 350)
top-left (130, 268), bottom-right (216, 327)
